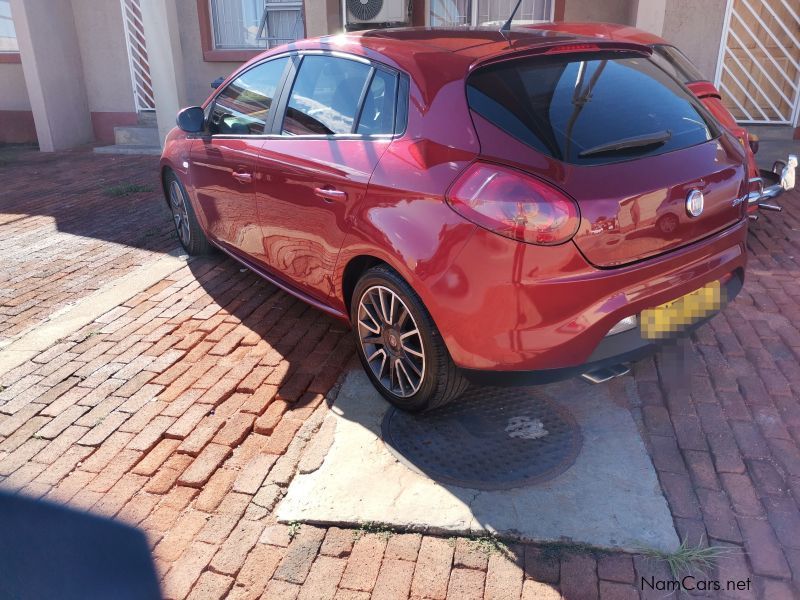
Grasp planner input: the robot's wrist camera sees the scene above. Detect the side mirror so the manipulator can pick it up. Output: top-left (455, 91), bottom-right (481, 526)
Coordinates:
top-left (176, 106), bottom-right (205, 133)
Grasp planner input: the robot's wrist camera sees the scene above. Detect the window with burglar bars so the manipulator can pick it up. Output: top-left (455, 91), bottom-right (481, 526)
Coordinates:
top-left (430, 0), bottom-right (552, 27)
top-left (0, 0), bottom-right (18, 53)
top-left (210, 0), bottom-right (305, 50)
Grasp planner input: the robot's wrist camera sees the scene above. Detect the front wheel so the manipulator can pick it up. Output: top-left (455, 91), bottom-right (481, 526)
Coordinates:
top-left (165, 170), bottom-right (211, 255)
top-left (351, 265), bottom-right (468, 412)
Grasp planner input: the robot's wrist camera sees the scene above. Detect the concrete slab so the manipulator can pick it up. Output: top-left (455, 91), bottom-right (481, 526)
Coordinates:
top-left (0, 249), bottom-right (187, 376)
top-left (277, 370), bottom-right (680, 553)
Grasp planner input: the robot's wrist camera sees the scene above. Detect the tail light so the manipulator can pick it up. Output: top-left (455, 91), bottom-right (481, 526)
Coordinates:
top-left (748, 132), bottom-right (759, 155)
top-left (746, 177), bottom-right (763, 214)
top-left (446, 163), bottom-right (580, 245)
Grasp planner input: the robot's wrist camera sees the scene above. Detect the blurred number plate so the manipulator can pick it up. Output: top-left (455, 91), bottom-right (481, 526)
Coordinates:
top-left (640, 280), bottom-right (725, 340)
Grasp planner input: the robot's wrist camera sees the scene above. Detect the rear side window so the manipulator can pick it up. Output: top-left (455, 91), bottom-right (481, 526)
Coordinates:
top-left (357, 69), bottom-right (398, 135)
top-left (282, 55), bottom-right (372, 135)
top-left (210, 57), bottom-right (288, 135)
top-left (467, 52), bottom-right (719, 165)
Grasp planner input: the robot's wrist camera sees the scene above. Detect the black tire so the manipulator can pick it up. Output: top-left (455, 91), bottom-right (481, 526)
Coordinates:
top-left (351, 264), bottom-right (468, 412)
top-left (165, 170), bottom-right (211, 255)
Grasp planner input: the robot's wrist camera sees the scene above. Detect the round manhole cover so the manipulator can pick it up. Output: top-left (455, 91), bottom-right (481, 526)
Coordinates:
top-left (381, 386), bottom-right (582, 490)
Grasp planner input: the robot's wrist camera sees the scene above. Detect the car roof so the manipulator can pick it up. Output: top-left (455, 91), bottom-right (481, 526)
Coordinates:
top-left (314, 25), bottom-right (650, 58)
top-left (256, 26), bottom-right (652, 105)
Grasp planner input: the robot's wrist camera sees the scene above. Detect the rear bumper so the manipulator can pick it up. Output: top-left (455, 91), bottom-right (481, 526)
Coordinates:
top-left (428, 218), bottom-right (748, 372)
top-left (747, 173), bottom-right (784, 210)
top-left (461, 270), bottom-right (743, 385)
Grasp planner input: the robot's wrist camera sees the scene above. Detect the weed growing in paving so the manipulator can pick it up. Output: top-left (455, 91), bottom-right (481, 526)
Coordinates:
top-left (353, 522), bottom-right (395, 541)
top-left (469, 533), bottom-right (509, 556)
top-left (640, 537), bottom-right (735, 577)
top-left (78, 330), bottom-right (101, 343)
top-left (287, 521), bottom-right (302, 540)
top-left (105, 183), bottom-right (154, 197)
top-left (538, 540), bottom-right (605, 562)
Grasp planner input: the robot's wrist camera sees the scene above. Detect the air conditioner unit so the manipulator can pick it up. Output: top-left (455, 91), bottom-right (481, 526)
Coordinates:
top-left (345, 0), bottom-right (410, 29)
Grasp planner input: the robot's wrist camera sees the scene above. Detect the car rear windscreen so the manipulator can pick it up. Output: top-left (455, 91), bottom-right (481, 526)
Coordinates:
top-left (466, 51), bottom-right (720, 166)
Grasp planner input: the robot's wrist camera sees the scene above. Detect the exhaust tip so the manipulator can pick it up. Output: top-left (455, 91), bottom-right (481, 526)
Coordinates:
top-left (580, 363), bottom-right (631, 384)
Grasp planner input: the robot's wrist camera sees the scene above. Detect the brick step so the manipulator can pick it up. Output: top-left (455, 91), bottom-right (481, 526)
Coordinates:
top-left (93, 144), bottom-right (161, 155)
top-left (114, 125), bottom-right (159, 147)
top-left (137, 111), bottom-right (157, 126)
top-left (747, 124), bottom-right (794, 141)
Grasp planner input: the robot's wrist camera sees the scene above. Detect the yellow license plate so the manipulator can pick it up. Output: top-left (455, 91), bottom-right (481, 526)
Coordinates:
top-left (640, 281), bottom-right (726, 340)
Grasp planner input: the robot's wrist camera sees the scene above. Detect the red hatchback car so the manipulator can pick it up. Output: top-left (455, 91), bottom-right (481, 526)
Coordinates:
top-left (160, 27), bottom-right (748, 412)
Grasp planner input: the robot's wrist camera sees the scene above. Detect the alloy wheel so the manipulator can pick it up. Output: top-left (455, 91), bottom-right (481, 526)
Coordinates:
top-left (169, 179), bottom-right (191, 247)
top-left (357, 285), bottom-right (425, 398)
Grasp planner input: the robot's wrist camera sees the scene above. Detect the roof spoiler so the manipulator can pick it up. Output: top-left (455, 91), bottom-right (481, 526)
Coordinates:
top-left (472, 39), bottom-right (653, 70)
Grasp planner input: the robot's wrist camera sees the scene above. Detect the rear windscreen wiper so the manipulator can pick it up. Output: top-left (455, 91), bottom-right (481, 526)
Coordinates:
top-left (578, 130), bottom-right (672, 158)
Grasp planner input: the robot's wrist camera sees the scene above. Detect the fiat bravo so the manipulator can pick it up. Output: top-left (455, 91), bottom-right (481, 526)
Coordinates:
top-left (160, 27), bottom-right (748, 412)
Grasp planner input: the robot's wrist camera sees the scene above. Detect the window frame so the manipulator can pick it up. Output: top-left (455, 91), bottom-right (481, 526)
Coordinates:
top-left (198, 0), bottom-right (307, 63)
top-left (0, 0), bottom-right (20, 63)
top-left (205, 53), bottom-right (294, 138)
top-left (275, 52), bottom-right (405, 139)
top-left (204, 50), bottom-right (409, 141)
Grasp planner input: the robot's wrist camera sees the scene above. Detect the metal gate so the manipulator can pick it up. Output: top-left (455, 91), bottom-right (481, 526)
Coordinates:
top-left (715, 0), bottom-right (800, 125)
top-left (121, 0), bottom-right (155, 112)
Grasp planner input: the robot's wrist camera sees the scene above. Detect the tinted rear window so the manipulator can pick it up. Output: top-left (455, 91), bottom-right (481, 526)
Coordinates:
top-left (467, 51), bottom-right (719, 165)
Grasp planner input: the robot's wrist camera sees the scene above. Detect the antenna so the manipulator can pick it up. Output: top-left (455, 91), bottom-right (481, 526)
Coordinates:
top-left (500, 0), bottom-right (524, 33)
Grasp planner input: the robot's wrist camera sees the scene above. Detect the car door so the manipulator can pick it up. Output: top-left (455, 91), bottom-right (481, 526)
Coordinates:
top-left (255, 53), bottom-right (399, 301)
top-left (190, 56), bottom-right (289, 262)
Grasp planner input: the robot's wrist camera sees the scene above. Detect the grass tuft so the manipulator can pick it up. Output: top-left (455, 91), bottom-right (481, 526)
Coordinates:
top-left (640, 537), bottom-right (735, 577)
top-left (469, 533), bottom-right (509, 556)
top-left (353, 522), bottom-right (395, 541)
top-left (105, 183), bottom-right (154, 197)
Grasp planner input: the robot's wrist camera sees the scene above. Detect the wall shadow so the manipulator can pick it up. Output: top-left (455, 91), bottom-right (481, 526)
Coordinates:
top-left (0, 146), bottom-right (175, 254)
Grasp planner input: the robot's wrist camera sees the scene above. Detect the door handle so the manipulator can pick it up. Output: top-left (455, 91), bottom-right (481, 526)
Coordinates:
top-left (232, 170), bottom-right (253, 184)
top-left (314, 187), bottom-right (347, 202)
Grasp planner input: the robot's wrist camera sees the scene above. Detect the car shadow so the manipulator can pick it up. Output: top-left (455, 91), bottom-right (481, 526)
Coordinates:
top-left (0, 490), bottom-right (161, 600)
top-left (183, 252), bottom-right (355, 403)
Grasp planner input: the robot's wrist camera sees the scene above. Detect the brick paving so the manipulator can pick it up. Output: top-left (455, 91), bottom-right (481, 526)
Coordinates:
top-left (0, 146), bottom-right (174, 344)
top-left (0, 147), bottom-right (799, 599)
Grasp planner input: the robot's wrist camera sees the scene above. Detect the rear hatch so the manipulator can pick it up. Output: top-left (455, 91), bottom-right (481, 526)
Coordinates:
top-left (466, 49), bottom-right (746, 267)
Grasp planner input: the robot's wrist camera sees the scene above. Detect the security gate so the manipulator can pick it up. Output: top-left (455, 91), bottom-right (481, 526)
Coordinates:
top-left (715, 0), bottom-right (800, 125)
top-left (121, 0), bottom-right (155, 112)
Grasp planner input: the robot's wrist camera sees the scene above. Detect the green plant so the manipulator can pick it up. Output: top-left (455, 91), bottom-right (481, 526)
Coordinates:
top-left (469, 533), bottom-right (509, 556)
top-left (353, 522), bottom-right (395, 541)
top-left (537, 540), bottom-right (602, 562)
top-left (77, 330), bottom-right (101, 343)
top-left (105, 183), bottom-right (154, 197)
top-left (287, 521), bottom-right (302, 540)
top-left (640, 537), bottom-right (735, 577)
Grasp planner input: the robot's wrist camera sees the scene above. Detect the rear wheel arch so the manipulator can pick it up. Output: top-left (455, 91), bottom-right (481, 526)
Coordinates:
top-left (349, 262), bottom-right (468, 411)
top-left (341, 255), bottom-right (387, 314)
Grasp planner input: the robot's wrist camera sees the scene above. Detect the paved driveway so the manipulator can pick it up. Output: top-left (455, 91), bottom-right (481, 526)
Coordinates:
top-left (0, 146), bottom-right (799, 599)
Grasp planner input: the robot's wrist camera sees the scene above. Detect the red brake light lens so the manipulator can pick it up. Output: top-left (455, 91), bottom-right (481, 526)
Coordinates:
top-left (447, 163), bottom-right (580, 245)
top-left (545, 43), bottom-right (602, 54)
